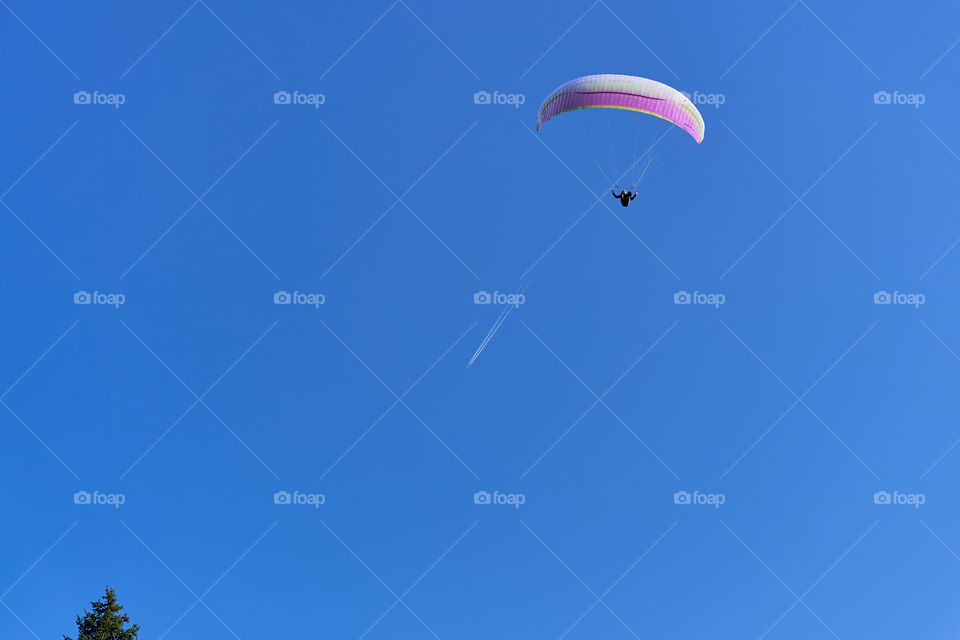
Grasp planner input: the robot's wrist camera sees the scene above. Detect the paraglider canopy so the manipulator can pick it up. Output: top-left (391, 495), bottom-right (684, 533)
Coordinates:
top-left (536, 74), bottom-right (705, 144)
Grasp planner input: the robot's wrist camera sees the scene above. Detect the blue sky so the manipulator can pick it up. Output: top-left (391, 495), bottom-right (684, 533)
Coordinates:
top-left (2, 1), bottom-right (960, 638)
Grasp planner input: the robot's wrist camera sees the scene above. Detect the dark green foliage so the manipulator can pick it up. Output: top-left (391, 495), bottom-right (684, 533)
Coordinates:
top-left (64, 587), bottom-right (139, 640)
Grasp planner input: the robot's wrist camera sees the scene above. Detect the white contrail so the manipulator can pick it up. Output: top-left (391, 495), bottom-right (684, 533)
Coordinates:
top-left (467, 279), bottom-right (533, 367)
top-left (467, 303), bottom-right (512, 366)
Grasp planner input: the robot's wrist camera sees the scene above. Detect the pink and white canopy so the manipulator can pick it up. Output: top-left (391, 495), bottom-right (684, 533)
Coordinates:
top-left (536, 74), bottom-right (705, 143)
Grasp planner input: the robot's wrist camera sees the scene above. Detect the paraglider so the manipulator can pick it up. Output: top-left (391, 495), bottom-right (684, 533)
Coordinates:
top-left (536, 74), bottom-right (705, 143)
top-left (469, 75), bottom-right (705, 367)
top-left (537, 74), bottom-right (705, 200)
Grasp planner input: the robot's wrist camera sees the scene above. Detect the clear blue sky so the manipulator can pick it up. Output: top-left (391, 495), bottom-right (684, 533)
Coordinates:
top-left (2, 1), bottom-right (960, 638)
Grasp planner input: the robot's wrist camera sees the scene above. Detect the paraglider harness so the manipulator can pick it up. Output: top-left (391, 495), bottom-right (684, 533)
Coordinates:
top-left (612, 188), bottom-right (637, 207)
